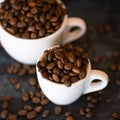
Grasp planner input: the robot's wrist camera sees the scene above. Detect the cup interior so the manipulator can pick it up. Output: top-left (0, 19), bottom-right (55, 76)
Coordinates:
top-left (36, 44), bottom-right (91, 87)
top-left (0, 0), bottom-right (67, 41)
top-left (36, 59), bottom-right (91, 86)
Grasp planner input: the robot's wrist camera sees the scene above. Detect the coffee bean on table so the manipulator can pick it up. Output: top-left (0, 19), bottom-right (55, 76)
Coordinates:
top-left (32, 97), bottom-right (40, 104)
top-left (28, 77), bottom-right (37, 86)
top-left (112, 112), bottom-right (120, 119)
top-left (26, 111), bottom-right (37, 120)
top-left (66, 116), bottom-right (74, 120)
top-left (54, 106), bottom-right (62, 115)
top-left (7, 114), bottom-right (17, 120)
top-left (42, 109), bottom-right (50, 118)
top-left (24, 104), bottom-right (33, 111)
top-left (40, 98), bottom-right (49, 105)
top-left (21, 92), bottom-right (29, 101)
top-left (34, 105), bottom-right (43, 113)
top-left (9, 77), bottom-right (18, 84)
top-left (18, 109), bottom-right (27, 116)
top-left (37, 44), bottom-right (89, 87)
top-left (85, 111), bottom-right (94, 118)
top-left (65, 111), bottom-right (73, 117)
top-left (1, 110), bottom-right (8, 119)
top-left (80, 108), bottom-right (85, 115)
top-left (2, 101), bottom-right (9, 109)
top-left (14, 83), bottom-right (21, 90)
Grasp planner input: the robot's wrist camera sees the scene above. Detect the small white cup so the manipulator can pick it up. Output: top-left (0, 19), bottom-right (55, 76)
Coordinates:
top-left (0, 14), bottom-right (86, 65)
top-left (36, 58), bottom-right (109, 105)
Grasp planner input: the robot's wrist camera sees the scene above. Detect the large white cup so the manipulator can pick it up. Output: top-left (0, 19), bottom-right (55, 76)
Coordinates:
top-left (0, 14), bottom-right (86, 65)
top-left (36, 57), bottom-right (109, 105)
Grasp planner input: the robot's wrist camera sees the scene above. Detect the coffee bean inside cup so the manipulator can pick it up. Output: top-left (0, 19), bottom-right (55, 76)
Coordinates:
top-left (0, 0), bottom-right (67, 39)
top-left (37, 44), bottom-right (89, 87)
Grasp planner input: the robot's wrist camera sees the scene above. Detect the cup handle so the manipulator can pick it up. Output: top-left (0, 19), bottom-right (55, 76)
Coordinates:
top-left (62, 17), bottom-right (86, 44)
top-left (83, 70), bottom-right (109, 94)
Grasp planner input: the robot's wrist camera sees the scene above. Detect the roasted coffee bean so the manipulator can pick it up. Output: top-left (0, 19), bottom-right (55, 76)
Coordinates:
top-left (87, 102), bottom-right (96, 108)
top-left (41, 72), bottom-right (49, 79)
top-left (28, 77), bottom-right (37, 86)
top-left (34, 105), bottom-right (43, 113)
top-left (28, 67), bottom-right (36, 74)
top-left (1, 110), bottom-right (8, 119)
top-left (79, 70), bottom-right (86, 79)
top-left (46, 62), bottom-right (56, 70)
top-left (66, 116), bottom-right (74, 120)
top-left (91, 98), bottom-right (98, 103)
top-left (85, 111), bottom-right (94, 118)
top-left (85, 107), bottom-right (91, 112)
top-left (110, 117), bottom-right (116, 120)
top-left (29, 91), bottom-right (35, 99)
top-left (75, 59), bottom-right (82, 67)
top-left (24, 104), bottom-right (33, 111)
top-left (1, 95), bottom-right (12, 101)
top-left (54, 106), bottom-right (62, 115)
top-left (53, 67), bottom-right (61, 75)
top-left (37, 44), bottom-right (88, 87)
top-left (70, 77), bottom-right (79, 83)
top-left (14, 83), bottom-right (21, 90)
top-left (18, 68), bottom-right (26, 76)
top-left (41, 98), bottom-right (49, 105)
top-left (64, 80), bottom-right (71, 87)
top-left (67, 53), bottom-right (76, 63)
top-left (61, 75), bottom-right (70, 83)
top-left (80, 108), bottom-right (85, 115)
top-left (112, 112), bottom-right (120, 119)
top-left (69, 72), bottom-right (77, 77)
top-left (26, 111), bottom-right (37, 119)
top-left (65, 111), bottom-right (73, 117)
top-left (32, 97), bottom-right (40, 104)
top-left (64, 63), bottom-right (73, 70)
top-left (0, 0), bottom-right (66, 39)
top-left (21, 92), bottom-right (29, 101)
top-left (2, 101), bottom-right (9, 108)
top-left (18, 109), bottom-right (27, 116)
top-left (72, 67), bottom-right (80, 74)
top-left (28, 1), bottom-right (37, 7)
top-left (7, 114), bottom-right (17, 120)
top-left (42, 110), bottom-right (50, 118)
top-left (86, 95), bottom-right (92, 101)
top-left (52, 73), bottom-right (60, 83)
top-left (57, 60), bottom-right (64, 69)
top-left (9, 77), bottom-right (18, 84)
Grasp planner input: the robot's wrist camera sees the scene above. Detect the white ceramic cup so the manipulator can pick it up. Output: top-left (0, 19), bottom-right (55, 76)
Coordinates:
top-left (36, 57), bottom-right (109, 105)
top-left (0, 14), bottom-right (86, 65)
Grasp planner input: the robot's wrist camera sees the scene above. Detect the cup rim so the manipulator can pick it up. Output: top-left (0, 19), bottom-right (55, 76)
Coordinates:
top-left (36, 52), bottom-right (91, 87)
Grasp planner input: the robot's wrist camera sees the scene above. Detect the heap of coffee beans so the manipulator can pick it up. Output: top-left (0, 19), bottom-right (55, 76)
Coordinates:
top-left (37, 44), bottom-right (89, 87)
top-left (0, 0), bottom-right (67, 39)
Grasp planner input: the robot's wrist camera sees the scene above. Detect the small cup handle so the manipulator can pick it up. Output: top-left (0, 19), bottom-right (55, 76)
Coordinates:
top-left (83, 70), bottom-right (109, 94)
top-left (62, 17), bottom-right (86, 44)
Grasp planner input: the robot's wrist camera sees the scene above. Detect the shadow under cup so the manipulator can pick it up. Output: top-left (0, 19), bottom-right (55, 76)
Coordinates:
top-left (36, 58), bottom-right (108, 105)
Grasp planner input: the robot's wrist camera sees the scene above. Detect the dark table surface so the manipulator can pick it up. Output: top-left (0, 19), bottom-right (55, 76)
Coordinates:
top-left (0, 0), bottom-right (120, 120)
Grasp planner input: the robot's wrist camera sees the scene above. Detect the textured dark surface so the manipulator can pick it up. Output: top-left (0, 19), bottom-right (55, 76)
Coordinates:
top-left (0, 0), bottom-right (120, 120)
